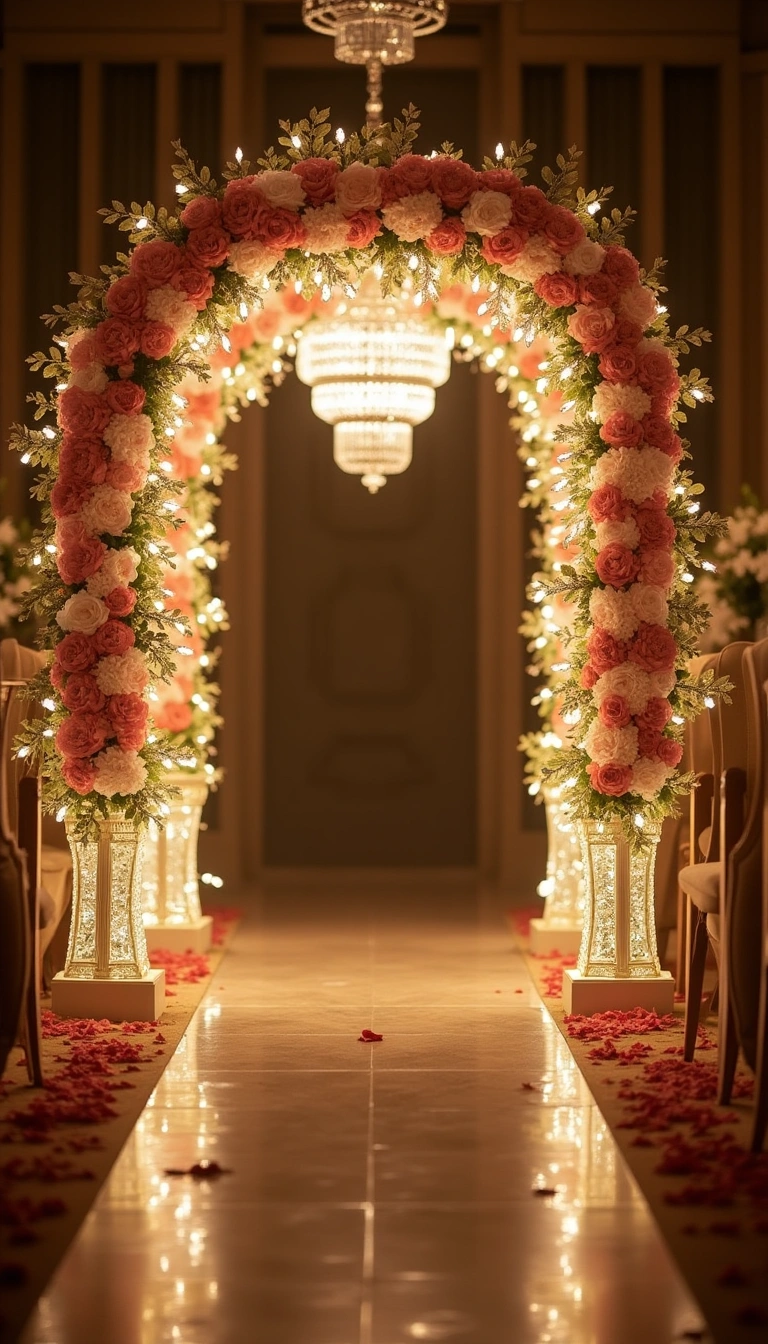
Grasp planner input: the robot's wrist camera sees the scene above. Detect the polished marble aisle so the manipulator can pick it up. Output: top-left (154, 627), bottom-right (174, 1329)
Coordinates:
top-left (22, 886), bottom-right (706, 1344)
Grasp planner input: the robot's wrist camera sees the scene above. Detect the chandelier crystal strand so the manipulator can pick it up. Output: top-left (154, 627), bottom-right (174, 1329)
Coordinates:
top-left (302, 2), bottom-right (448, 67)
top-left (296, 277), bottom-right (451, 491)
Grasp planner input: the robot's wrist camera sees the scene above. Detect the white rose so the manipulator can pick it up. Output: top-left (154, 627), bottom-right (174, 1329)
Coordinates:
top-left (382, 192), bottom-right (443, 243)
top-left (592, 381), bottom-right (652, 424)
top-left (630, 584), bottom-right (669, 627)
top-left (80, 485), bottom-right (133, 538)
top-left (95, 647), bottom-right (149, 696)
top-left (461, 190), bottom-right (512, 237)
top-left (144, 286), bottom-right (197, 336)
top-left (302, 204), bottom-right (350, 254)
top-left (617, 284), bottom-right (658, 330)
top-left (584, 720), bottom-right (638, 767)
top-left (631, 757), bottom-right (671, 800)
top-left (335, 163), bottom-right (382, 215)
top-left (56, 591), bottom-right (109, 635)
top-left (93, 745), bottom-right (147, 798)
top-left (595, 518), bottom-right (640, 550)
top-left (228, 241), bottom-right (280, 280)
top-left (504, 236), bottom-right (561, 284)
top-left (258, 170), bottom-right (305, 210)
top-left (69, 365), bottom-right (110, 394)
top-left (563, 238), bottom-right (606, 276)
top-left (593, 663), bottom-right (651, 715)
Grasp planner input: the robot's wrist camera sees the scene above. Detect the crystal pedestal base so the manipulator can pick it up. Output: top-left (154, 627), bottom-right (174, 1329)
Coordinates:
top-left (51, 968), bottom-right (165, 1023)
top-left (144, 915), bottom-right (213, 954)
top-left (529, 917), bottom-right (583, 957)
top-left (563, 968), bottom-right (674, 1016)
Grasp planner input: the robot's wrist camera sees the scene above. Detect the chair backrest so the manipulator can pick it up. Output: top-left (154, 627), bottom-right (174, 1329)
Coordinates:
top-left (715, 641), bottom-right (751, 777)
top-left (0, 640), bottom-right (47, 837)
top-left (686, 652), bottom-right (719, 776)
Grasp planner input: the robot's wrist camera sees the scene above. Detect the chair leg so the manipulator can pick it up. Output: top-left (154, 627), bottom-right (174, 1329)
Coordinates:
top-left (751, 968), bottom-right (768, 1152)
top-left (718, 999), bottom-right (740, 1106)
top-left (683, 906), bottom-right (709, 1061)
top-left (675, 881), bottom-right (688, 995)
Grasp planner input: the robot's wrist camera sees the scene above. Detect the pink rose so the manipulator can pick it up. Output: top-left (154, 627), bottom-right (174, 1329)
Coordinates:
top-left (154, 700), bottom-right (193, 732)
top-left (588, 484), bottom-right (632, 524)
top-left (601, 245), bottom-right (640, 290)
top-left (651, 385), bottom-right (680, 419)
top-left (130, 239), bottom-right (182, 289)
top-left (636, 698), bottom-right (673, 732)
top-left (55, 711), bottom-right (111, 759)
top-left (105, 275), bottom-right (147, 321)
top-left (51, 478), bottom-right (90, 518)
top-left (586, 628), bottom-right (628, 675)
top-left (59, 436), bottom-right (108, 486)
top-left (222, 178), bottom-right (264, 238)
top-left (637, 726), bottom-right (662, 758)
top-left (105, 586), bottom-right (137, 617)
top-left (541, 204), bottom-right (585, 255)
top-left (427, 218), bottom-right (467, 256)
top-left (431, 158), bottom-right (477, 209)
top-left (180, 196), bottom-right (222, 230)
top-left (628, 622), bottom-right (677, 673)
top-left (605, 317), bottom-right (644, 349)
top-left (581, 664), bottom-right (599, 689)
top-left (62, 758), bottom-right (98, 795)
top-left (641, 415), bottom-right (683, 462)
top-left (639, 549), bottom-right (676, 588)
top-left (567, 305), bottom-right (615, 354)
top-left (598, 345), bottom-right (638, 385)
top-left (57, 533), bottom-right (107, 586)
top-left (62, 673), bottom-right (106, 714)
top-left (105, 380), bottom-right (145, 416)
top-left (254, 206), bottom-right (307, 251)
top-left (387, 154), bottom-right (433, 198)
top-left (94, 317), bottom-right (141, 367)
top-left (480, 226), bottom-right (527, 267)
top-left (50, 662), bottom-right (65, 691)
top-left (599, 412), bottom-right (644, 448)
top-left (185, 225), bottom-right (230, 269)
top-left (346, 210), bottom-right (381, 248)
top-left (534, 271), bottom-right (579, 306)
top-left (508, 185), bottom-right (549, 231)
top-left (290, 157), bottom-right (340, 205)
top-left (69, 334), bottom-right (99, 371)
top-left (139, 321), bottom-right (177, 359)
top-left (108, 693), bottom-right (149, 750)
top-left (57, 386), bottom-right (111, 437)
top-left (599, 694), bottom-right (632, 728)
top-left (637, 348), bottom-right (677, 394)
top-left (618, 283), bottom-right (658, 330)
top-left (106, 459), bottom-right (145, 493)
top-left (587, 762), bottom-right (633, 796)
top-left (172, 261), bottom-right (216, 310)
top-left (595, 543), bottom-right (641, 588)
top-left (657, 737), bottom-right (683, 767)
top-left (579, 271), bottom-right (618, 306)
top-left (475, 168), bottom-right (522, 197)
top-left (635, 505), bottom-right (676, 548)
top-left (91, 619), bottom-right (135, 658)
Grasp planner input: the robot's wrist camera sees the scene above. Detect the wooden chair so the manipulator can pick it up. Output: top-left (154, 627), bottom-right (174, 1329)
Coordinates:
top-left (753, 678), bottom-right (768, 1151)
top-left (679, 643), bottom-right (749, 1061)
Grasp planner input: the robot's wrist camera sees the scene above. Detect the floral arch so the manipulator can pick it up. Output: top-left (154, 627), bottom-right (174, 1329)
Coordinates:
top-left (13, 105), bottom-right (721, 851)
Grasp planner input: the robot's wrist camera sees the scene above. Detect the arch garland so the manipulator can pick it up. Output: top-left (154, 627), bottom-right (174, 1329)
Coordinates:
top-left (13, 105), bottom-right (724, 845)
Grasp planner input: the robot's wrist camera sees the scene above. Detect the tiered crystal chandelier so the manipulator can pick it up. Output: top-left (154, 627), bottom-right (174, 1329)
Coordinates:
top-left (295, 276), bottom-right (451, 492)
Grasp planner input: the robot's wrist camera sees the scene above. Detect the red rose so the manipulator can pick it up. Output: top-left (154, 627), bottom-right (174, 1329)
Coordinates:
top-left (94, 317), bottom-right (141, 367)
top-left (657, 737), bottom-right (683, 767)
top-left (635, 505), bottom-right (676, 548)
top-left (599, 694), bottom-right (632, 728)
top-left (595, 543), bottom-right (641, 588)
top-left (185, 225), bottom-right (230, 269)
top-left (534, 271), bottom-right (579, 307)
top-left (587, 627), bottom-right (628, 675)
top-left (91, 620), bottom-right (135, 658)
top-left (106, 460), bottom-right (146, 493)
top-left (598, 345), bottom-right (638, 385)
top-left (290, 157), bottom-right (340, 205)
top-left (55, 633), bottom-right (97, 674)
top-left (49, 662), bottom-right (65, 691)
top-left (57, 533), bottom-right (107, 586)
top-left (605, 317), bottom-right (643, 349)
top-left (601, 245), bottom-right (640, 291)
top-left (55, 711), bottom-right (111, 759)
top-left (599, 412), bottom-right (644, 448)
top-left (541, 204), bottom-right (585, 256)
top-left (62, 673), bottom-right (106, 714)
top-left (431, 158), bottom-right (477, 209)
top-left (508, 185), bottom-right (549, 231)
top-left (222, 178), bottom-right (265, 238)
top-left (480, 225), bottom-right (527, 267)
top-left (105, 379), bottom-right (145, 416)
top-left (180, 196), bottom-right (222, 230)
top-left (636, 698), bottom-right (673, 732)
top-left (580, 664), bottom-right (599, 689)
top-left (426, 218), bottom-right (466, 256)
top-left (154, 700), bottom-right (193, 732)
top-left (346, 210), bottom-right (381, 248)
top-left (588, 484), bottom-right (631, 524)
top-left (475, 168), bottom-right (522, 198)
top-left (628, 622), bottom-right (677, 673)
top-left (62, 758), bottom-right (98, 795)
top-left (108, 693), bottom-right (149, 750)
top-left (105, 586), bottom-right (137, 618)
top-left (57, 386), bottom-right (111, 437)
top-left (105, 275), bottom-right (147, 321)
top-left (130, 238), bottom-right (182, 289)
top-left (386, 153), bottom-right (433, 198)
top-left (172, 261), bottom-right (216, 310)
top-left (59, 436), bottom-right (108, 486)
top-left (254, 206), bottom-right (307, 251)
top-left (641, 413), bottom-right (678, 453)
top-left (637, 348), bottom-right (677, 394)
top-left (651, 384), bottom-right (680, 418)
top-left (51, 478), bottom-right (90, 519)
top-left (140, 321), bottom-right (177, 359)
top-left (587, 761), bottom-right (633, 796)
top-left (638, 726), bottom-right (662, 758)
top-left (579, 271), bottom-right (618, 306)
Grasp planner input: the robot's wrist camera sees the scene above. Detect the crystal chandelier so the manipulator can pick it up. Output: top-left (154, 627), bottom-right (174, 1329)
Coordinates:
top-left (296, 276), bottom-right (451, 492)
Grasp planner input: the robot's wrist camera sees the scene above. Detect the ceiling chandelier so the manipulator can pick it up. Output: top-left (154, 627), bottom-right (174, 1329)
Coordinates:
top-left (298, 0), bottom-right (452, 491)
top-left (296, 274), bottom-right (451, 492)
